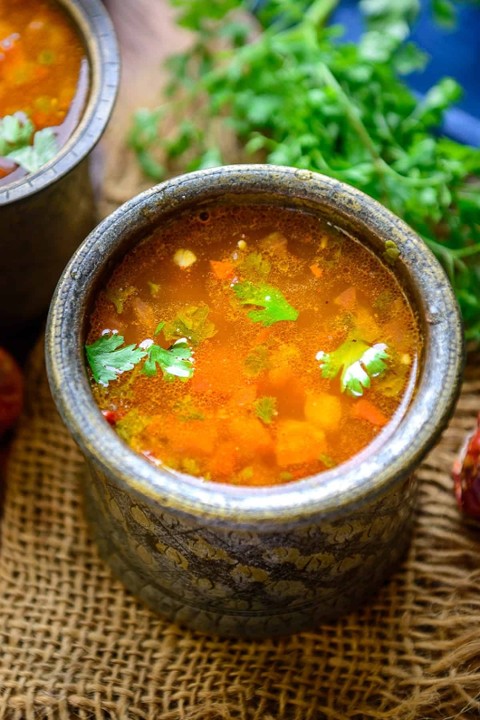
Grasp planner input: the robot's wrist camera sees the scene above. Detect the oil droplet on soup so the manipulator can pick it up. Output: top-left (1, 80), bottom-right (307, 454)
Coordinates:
top-left (86, 204), bottom-right (421, 486)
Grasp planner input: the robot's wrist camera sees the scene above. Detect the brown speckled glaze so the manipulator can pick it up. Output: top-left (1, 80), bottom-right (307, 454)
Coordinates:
top-left (46, 166), bottom-right (464, 638)
top-left (0, 0), bottom-right (119, 331)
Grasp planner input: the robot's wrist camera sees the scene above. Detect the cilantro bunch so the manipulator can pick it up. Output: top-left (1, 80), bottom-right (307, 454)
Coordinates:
top-left (129, 0), bottom-right (480, 341)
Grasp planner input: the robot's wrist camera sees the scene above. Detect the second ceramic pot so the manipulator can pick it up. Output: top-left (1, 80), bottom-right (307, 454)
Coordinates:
top-left (0, 0), bottom-right (119, 333)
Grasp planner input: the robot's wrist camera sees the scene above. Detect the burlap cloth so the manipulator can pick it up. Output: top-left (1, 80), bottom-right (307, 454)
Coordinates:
top-left (2, 3), bottom-right (480, 715)
top-left (0, 340), bottom-right (479, 720)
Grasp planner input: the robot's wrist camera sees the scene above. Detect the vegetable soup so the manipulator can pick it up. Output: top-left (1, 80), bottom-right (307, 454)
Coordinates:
top-left (0, 0), bottom-right (88, 184)
top-left (86, 204), bottom-right (421, 486)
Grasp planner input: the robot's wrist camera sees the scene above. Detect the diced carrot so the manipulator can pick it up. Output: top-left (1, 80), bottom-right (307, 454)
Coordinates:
top-left (356, 306), bottom-right (380, 343)
top-left (229, 416), bottom-right (273, 456)
top-left (309, 264), bottom-right (323, 278)
top-left (267, 365), bottom-right (293, 389)
top-left (210, 441), bottom-right (238, 477)
top-left (210, 259), bottom-right (235, 280)
top-left (275, 420), bottom-right (327, 467)
top-left (334, 286), bottom-right (356, 310)
top-left (148, 417), bottom-right (218, 455)
top-left (304, 392), bottom-right (342, 432)
top-left (351, 398), bottom-right (388, 427)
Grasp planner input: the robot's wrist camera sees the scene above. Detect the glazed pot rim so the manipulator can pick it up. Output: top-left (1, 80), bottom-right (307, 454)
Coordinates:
top-left (46, 164), bottom-right (465, 525)
top-left (0, 0), bottom-right (119, 206)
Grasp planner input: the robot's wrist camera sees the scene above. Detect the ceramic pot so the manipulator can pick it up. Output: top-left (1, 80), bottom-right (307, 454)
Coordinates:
top-left (0, 0), bottom-right (119, 333)
top-left (46, 165), bottom-right (464, 638)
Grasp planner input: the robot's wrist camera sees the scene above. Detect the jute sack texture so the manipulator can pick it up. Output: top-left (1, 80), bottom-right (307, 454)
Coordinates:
top-left (1, 341), bottom-right (480, 720)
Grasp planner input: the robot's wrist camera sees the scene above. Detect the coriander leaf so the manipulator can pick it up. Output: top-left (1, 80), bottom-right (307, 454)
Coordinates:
top-left (143, 339), bottom-right (194, 381)
top-left (254, 396), bottom-right (278, 424)
top-left (6, 127), bottom-right (58, 173)
top-left (233, 281), bottom-right (298, 326)
top-left (105, 285), bottom-right (136, 314)
top-left (0, 114), bottom-right (34, 155)
top-left (173, 394), bottom-right (205, 421)
top-left (116, 409), bottom-right (150, 443)
top-left (85, 333), bottom-right (147, 386)
top-left (316, 338), bottom-right (389, 397)
top-left (237, 252), bottom-right (271, 282)
top-left (162, 304), bottom-right (216, 345)
top-left (244, 345), bottom-right (270, 376)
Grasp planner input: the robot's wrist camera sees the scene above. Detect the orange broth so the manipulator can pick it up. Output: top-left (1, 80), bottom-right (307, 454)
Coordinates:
top-left (0, 0), bottom-right (88, 184)
top-left (87, 204), bottom-right (421, 486)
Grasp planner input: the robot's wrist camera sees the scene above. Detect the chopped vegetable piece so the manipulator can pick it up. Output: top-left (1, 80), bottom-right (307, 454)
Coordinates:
top-left (276, 420), bottom-right (327, 467)
top-left (148, 282), bottom-right (160, 297)
top-left (351, 398), bottom-right (388, 427)
top-left (210, 441), bottom-right (238, 477)
top-left (143, 339), bottom-right (194, 381)
top-left (85, 333), bottom-right (147, 386)
top-left (254, 396), bottom-right (278, 425)
top-left (229, 416), bottom-right (273, 455)
top-left (210, 259), bottom-right (235, 280)
top-left (309, 264), bottom-right (323, 278)
top-left (173, 394), bottom-right (205, 421)
top-left (0, 347), bottom-right (23, 436)
top-left (237, 252), bottom-right (271, 282)
top-left (316, 338), bottom-right (389, 397)
top-left (244, 345), bottom-right (269, 376)
top-left (304, 392), bottom-right (342, 431)
top-left (453, 414), bottom-right (480, 521)
top-left (173, 248), bottom-right (197, 269)
top-left (334, 287), bottom-right (357, 310)
top-left (105, 286), bottom-right (136, 314)
top-left (162, 304), bottom-right (216, 346)
top-left (116, 409), bottom-right (149, 444)
top-left (233, 281), bottom-right (298, 326)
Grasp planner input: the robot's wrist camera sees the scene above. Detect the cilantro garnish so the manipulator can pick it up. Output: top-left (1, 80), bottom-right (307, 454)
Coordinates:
top-left (237, 252), bottom-right (271, 282)
top-left (162, 304), bottom-right (216, 345)
top-left (85, 333), bottom-right (147, 386)
top-left (316, 338), bottom-right (389, 397)
top-left (129, 0), bottom-right (480, 343)
top-left (233, 281), bottom-right (298, 326)
top-left (254, 396), bottom-right (278, 424)
top-left (0, 114), bottom-right (33, 155)
top-left (0, 114), bottom-right (58, 173)
top-left (244, 345), bottom-right (270, 376)
top-left (143, 339), bottom-right (194, 381)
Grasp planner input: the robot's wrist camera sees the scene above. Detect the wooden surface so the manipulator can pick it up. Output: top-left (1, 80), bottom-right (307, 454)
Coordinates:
top-left (97, 0), bottom-right (191, 216)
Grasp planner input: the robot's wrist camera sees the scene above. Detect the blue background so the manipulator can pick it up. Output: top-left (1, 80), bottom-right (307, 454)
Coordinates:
top-left (330, 0), bottom-right (480, 146)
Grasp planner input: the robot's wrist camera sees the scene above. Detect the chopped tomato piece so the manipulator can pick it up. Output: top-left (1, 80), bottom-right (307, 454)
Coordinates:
top-left (0, 347), bottom-right (23, 436)
top-left (210, 259), bottom-right (235, 280)
top-left (275, 420), bottom-right (327, 467)
top-left (351, 398), bottom-right (388, 427)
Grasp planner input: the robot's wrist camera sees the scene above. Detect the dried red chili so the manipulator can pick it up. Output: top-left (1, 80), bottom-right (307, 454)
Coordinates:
top-left (453, 414), bottom-right (480, 520)
top-left (0, 347), bottom-right (23, 436)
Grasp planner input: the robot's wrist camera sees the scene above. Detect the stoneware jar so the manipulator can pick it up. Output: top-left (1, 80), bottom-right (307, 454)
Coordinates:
top-left (46, 165), bottom-right (464, 638)
top-left (0, 0), bottom-right (119, 334)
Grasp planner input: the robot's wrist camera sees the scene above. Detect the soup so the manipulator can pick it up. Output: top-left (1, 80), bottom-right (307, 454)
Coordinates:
top-left (86, 203), bottom-right (421, 486)
top-left (0, 0), bottom-right (88, 185)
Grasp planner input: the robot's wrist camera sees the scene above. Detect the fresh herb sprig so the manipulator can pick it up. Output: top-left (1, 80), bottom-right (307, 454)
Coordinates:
top-left (85, 332), bottom-right (194, 386)
top-left (0, 113), bottom-right (58, 173)
top-left (129, 0), bottom-right (480, 342)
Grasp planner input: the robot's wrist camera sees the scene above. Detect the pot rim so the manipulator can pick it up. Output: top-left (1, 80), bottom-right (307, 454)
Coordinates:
top-left (0, 0), bottom-right (119, 206)
top-left (46, 164), bottom-right (465, 526)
